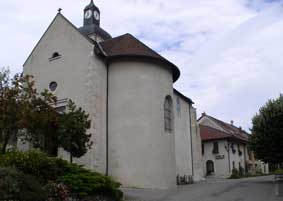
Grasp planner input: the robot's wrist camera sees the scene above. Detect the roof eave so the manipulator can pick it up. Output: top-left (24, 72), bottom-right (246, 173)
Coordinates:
top-left (99, 54), bottom-right (180, 82)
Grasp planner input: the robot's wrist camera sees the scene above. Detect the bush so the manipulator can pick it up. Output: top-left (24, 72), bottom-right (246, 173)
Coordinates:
top-left (0, 151), bottom-right (123, 201)
top-left (274, 169), bottom-right (283, 175)
top-left (229, 168), bottom-right (240, 179)
top-left (57, 171), bottom-right (123, 200)
top-left (0, 167), bottom-right (50, 201)
top-left (0, 150), bottom-right (69, 183)
top-left (239, 166), bottom-right (245, 176)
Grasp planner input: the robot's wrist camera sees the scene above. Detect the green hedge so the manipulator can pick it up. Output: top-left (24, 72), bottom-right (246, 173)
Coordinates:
top-left (0, 151), bottom-right (123, 201)
top-left (0, 167), bottom-right (49, 201)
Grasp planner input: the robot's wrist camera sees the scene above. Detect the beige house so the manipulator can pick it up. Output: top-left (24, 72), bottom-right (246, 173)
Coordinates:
top-left (198, 113), bottom-right (268, 178)
top-left (21, 1), bottom-right (204, 189)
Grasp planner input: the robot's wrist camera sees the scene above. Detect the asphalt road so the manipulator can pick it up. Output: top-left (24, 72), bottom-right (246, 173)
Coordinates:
top-left (123, 176), bottom-right (283, 201)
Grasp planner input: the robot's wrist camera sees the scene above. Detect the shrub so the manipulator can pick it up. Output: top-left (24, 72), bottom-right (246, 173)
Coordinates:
top-left (0, 150), bottom-right (69, 183)
top-left (239, 166), bottom-right (245, 176)
top-left (274, 169), bottom-right (283, 175)
top-left (0, 167), bottom-right (50, 201)
top-left (0, 151), bottom-right (123, 201)
top-left (229, 168), bottom-right (240, 179)
top-left (57, 172), bottom-right (123, 200)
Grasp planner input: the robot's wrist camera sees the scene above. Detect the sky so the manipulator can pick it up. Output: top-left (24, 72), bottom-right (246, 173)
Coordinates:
top-left (0, 0), bottom-right (282, 130)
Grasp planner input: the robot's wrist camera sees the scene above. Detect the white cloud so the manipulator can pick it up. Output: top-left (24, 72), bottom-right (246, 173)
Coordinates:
top-left (0, 0), bottom-right (282, 130)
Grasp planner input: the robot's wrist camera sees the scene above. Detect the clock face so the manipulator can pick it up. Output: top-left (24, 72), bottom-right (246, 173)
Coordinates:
top-left (94, 11), bottom-right (100, 20)
top-left (84, 10), bottom-right (92, 19)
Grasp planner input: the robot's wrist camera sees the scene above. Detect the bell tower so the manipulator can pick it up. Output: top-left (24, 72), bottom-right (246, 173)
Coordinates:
top-left (79, 0), bottom-right (111, 41)
top-left (84, 0), bottom-right (100, 26)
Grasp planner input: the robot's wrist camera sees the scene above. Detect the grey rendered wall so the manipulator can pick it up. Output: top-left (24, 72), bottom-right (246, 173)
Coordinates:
top-left (108, 60), bottom-right (176, 189)
top-left (173, 94), bottom-right (193, 178)
top-left (190, 108), bottom-right (205, 181)
top-left (23, 14), bottom-right (107, 174)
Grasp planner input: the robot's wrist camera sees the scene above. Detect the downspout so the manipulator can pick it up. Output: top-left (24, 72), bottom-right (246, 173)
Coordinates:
top-left (188, 104), bottom-right (194, 179)
top-left (106, 62), bottom-right (109, 176)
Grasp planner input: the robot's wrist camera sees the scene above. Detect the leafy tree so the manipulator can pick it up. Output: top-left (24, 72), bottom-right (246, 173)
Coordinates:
top-left (22, 89), bottom-right (59, 156)
top-left (58, 100), bottom-right (92, 163)
top-left (249, 95), bottom-right (283, 164)
top-left (0, 68), bottom-right (28, 154)
top-left (0, 67), bottom-right (92, 158)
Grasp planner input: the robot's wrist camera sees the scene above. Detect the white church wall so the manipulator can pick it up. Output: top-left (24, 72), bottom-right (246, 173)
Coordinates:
top-left (191, 108), bottom-right (205, 181)
top-left (23, 14), bottom-right (108, 174)
top-left (108, 60), bottom-right (176, 189)
top-left (173, 93), bottom-right (193, 182)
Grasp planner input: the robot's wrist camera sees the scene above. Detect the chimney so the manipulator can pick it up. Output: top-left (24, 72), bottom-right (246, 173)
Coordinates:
top-left (230, 120), bottom-right (234, 125)
top-left (239, 127), bottom-right (242, 131)
top-left (202, 112), bottom-right (206, 117)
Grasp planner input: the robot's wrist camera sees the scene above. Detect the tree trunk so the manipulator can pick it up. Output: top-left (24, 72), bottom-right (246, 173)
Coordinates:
top-left (70, 154), bottom-right (73, 164)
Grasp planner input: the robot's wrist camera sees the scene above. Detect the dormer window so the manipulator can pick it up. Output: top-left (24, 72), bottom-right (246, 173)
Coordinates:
top-left (49, 52), bottom-right (61, 61)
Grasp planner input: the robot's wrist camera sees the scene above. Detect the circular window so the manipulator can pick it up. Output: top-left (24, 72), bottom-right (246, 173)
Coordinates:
top-left (49, 82), bottom-right (58, 91)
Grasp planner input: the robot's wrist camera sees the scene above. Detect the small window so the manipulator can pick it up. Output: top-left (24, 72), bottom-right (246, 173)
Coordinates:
top-left (49, 52), bottom-right (61, 61)
top-left (49, 81), bottom-right (58, 92)
top-left (202, 143), bottom-right (204, 155)
top-left (231, 143), bottom-right (236, 154)
top-left (212, 142), bottom-right (219, 154)
top-left (164, 95), bottom-right (173, 133)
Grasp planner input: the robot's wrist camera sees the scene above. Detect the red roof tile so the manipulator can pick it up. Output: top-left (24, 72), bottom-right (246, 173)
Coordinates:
top-left (199, 115), bottom-right (249, 142)
top-left (200, 125), bottom-right (231, 141)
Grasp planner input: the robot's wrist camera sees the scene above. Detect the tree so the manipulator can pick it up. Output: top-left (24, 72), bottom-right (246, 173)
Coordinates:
top-left (22, 89), bottom-right (59, 156)
top-left (58, 100), bottom-right (92, 163)
top-left (0, 68), bottom-right (28, 154)
top-left (0, 67), bottom-right (93, 158)
top-left (249, 95), bottom-right (283, 164)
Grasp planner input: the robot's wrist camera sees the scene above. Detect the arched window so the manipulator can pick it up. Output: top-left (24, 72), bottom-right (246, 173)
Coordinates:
top-left (164, 95), bottom-right (173, 133)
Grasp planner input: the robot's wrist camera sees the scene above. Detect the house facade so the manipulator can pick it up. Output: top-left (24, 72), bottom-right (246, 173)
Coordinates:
top-left (198, 113), bottom-right (268, 177)
top-left (20, 1), bottom-right (204, 189)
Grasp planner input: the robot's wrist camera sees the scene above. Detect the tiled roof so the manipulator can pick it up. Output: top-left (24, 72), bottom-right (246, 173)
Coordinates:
top-left (200, 125), bottom-right (231, 141)
top-left (97, 33), bottom-right (180, 82)
top-left (199, 114), bottom-right (249, 142)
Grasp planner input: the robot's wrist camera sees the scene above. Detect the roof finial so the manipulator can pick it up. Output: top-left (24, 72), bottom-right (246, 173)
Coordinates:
top-left (58, 8), bottom-right (62, 13)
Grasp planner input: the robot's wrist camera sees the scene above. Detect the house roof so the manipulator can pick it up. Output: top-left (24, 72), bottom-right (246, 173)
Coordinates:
top-left (200, 125), bottom-right (231, 141)
top-left (173, 89), bottom-right (194, 104)
top-left (97, 33), bottom-right (180, 82)
top-left (199, 114), bottom-right (249, 143)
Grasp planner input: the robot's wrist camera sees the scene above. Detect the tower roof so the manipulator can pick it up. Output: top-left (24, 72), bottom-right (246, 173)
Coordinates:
top-left (78, 25), bottom-right (111, 40)
top-left (97, 33), bottom-right (180, 82)
top-left (84, 0), bottom-right (100, 12)
top-left (80, 0), bottom-right (111, 40)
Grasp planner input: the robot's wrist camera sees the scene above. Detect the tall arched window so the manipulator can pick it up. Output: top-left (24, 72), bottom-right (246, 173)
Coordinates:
top-left (164, 95), bottom-right (173, 133)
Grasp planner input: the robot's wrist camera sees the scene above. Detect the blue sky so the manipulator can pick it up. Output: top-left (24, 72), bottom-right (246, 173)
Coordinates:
top-left (0, 0), bottom-right (282, 130)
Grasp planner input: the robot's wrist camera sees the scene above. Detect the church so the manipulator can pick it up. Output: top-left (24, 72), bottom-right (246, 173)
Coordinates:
top-left (22, 1), bottom-right (204, 189)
